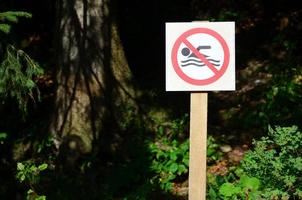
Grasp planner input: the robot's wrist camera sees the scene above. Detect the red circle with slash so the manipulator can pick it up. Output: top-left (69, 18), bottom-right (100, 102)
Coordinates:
top-left (171, 28), bottom-right (230, 85)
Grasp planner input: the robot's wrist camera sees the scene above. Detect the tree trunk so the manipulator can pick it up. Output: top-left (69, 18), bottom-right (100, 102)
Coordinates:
top-left (51, 0), bottom-right (136, 154)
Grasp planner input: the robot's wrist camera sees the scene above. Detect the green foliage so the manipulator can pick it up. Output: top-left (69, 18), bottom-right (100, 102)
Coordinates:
top-left (207, 173), bottom-right (228, 199)
top-left (218, 175), bottom-right (261, 200)
top-left (242, 125), bottom-right (302, 199)
top-left (0, 11), bottom-right (32, 34)
top-left (206, 136), bottom-right (262, 200)
top-left (149, 138), bottom-right (189, 192)
top-left (16, 162), bottom-right (48, 183)
top-left (16, 161), bottom-right (48, 200)
top-left (149, 115), bottom-right (189, 192)
top-left (207, 126), bottom-right (302, 199)
top-left (0, 45), bottom-right (43, 114)
top-left (207, 165), bottom-right (262, 200)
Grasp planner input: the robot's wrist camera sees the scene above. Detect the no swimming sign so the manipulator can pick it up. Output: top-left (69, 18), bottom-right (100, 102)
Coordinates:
top-left (166, 22), bottom-right (235, 91)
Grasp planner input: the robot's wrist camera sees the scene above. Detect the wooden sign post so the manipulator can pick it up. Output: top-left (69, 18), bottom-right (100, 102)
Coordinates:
top-left (165, 21), bottom-right (235, 200)
top-left (189, 92), bottom-right (208, 200)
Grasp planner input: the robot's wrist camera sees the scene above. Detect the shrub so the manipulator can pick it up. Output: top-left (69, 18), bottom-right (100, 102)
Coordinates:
top-left (242, 125), bottom-right (302, 199)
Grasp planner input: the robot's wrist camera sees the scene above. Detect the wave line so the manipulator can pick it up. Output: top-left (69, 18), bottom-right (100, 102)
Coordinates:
top-left (181, 62), bottom-right (220, 67)
top-left (207, 59), bottom-right (220, 63)
top-left (210, 62), bottom-right (220, 67)
top-left (181, 63), bottom-right (206, 67)
top-left (181, 59), bottom-right (202, 63)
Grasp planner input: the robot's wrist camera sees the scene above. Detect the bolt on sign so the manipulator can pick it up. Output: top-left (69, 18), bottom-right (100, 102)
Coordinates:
top-left (166, 22), bottom-right (235, 91)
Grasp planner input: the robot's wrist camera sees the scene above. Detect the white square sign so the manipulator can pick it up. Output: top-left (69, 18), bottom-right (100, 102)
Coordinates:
top-left (166, 22), bottom-right (235, 91)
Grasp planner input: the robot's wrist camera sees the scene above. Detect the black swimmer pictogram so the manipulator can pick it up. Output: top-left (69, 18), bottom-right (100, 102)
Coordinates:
top-left (180, 46), bottom-right (220, 67)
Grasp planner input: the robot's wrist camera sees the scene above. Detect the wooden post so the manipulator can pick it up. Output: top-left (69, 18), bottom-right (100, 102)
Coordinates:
top-left (189, 92), bottom-right (208, 200)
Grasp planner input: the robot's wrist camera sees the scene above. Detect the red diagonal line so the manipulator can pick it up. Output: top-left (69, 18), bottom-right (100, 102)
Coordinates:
top-left (183, 38), bottom-right (219, 74)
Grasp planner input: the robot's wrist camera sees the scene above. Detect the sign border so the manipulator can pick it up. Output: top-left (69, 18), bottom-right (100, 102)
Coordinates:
top-left (171, 28), bottom-right (230, 85)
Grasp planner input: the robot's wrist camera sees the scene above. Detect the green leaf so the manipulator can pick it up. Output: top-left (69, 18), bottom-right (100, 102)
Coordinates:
top-left (177, 164), bottom-right (187, 174)
top-left (170, 152), bottom-right (177, 161)
top-left (38, 163), bottom-right (48, 171)
top-left (17, 162), bottom-right (25, 171)
top-left (219, 183), bottom-right (240, 197)
top-left (234, 168), bottom-right (244, 177)
top-left (20, 174), bottom-right (26, 182)
top-left (5, 15), bottom-right (18, 23)
top-left (0, 11), bottom-right (32, 19)
top-left (207, 148), bottom-right (216, 156)
top-left (208, 187), bottom-right (218, 199)
top-left (36, 195), bottom-right (46, 200)
top-left (25, 80), bottom-right (35, 88)
top-left (240, 176), bottom-right (260, 191)
top-left (248, 191), bottom-right (261, 200)
top-left (27, 189), bottom-right (34, 195)
top-left (30, 165), bottom-right (37, 172)
top-left (163, 181), bottom-right (173, 191)
top-left (169, 163), bottom-right (178, 173)
top-left (293, 157), bottom-right (302, 170)
top-left (0, 24), bottom-right (11, 34)
top-left (183, 155), bottom-right (189, 166)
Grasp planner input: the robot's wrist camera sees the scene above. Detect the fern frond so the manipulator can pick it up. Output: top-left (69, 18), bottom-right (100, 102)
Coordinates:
top-left (0, 45), bottom-right (43, 115)
top-left (0, 11), bottom-right (32, 34)
top-left (0, 11), bottom-right (32, 20)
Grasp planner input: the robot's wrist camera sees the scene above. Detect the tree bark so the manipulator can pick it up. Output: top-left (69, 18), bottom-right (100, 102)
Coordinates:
top-left (51, 0), bottom-right (136, 154)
